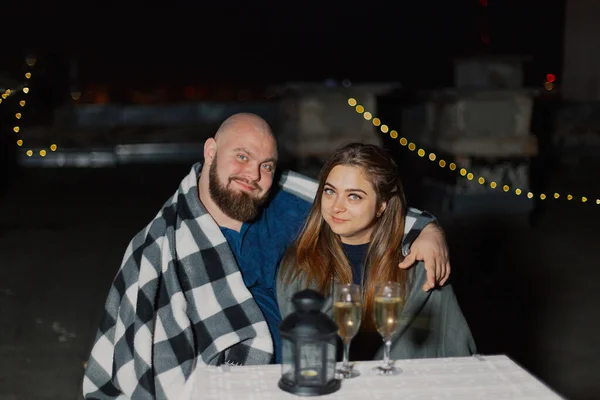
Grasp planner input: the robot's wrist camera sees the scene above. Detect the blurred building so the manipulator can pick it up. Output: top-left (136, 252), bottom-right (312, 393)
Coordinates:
top-left (563, 0), bottom-right (600, 101)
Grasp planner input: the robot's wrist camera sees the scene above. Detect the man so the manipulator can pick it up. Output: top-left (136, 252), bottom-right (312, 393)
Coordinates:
top-left (83, 113), bottom-right (450, 399)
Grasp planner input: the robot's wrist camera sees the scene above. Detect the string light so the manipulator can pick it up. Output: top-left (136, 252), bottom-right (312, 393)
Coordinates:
top-left (544, 73), bottom-right (556, 91)
top-left (347, 98), bottom-right (597, 206)
top-left (26, 55), bottom-right (36, 67)
top-left (8, 56), bottom-right (59, 157)
top-left (0, 71), bottom-right (35, 106)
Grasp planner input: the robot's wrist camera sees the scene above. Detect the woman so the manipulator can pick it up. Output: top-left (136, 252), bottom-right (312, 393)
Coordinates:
top-left (277, 143), bottom-right (476, 361)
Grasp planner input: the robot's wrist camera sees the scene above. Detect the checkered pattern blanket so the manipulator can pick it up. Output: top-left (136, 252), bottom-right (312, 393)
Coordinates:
top-left (83, 163), bottom-right (434, 399)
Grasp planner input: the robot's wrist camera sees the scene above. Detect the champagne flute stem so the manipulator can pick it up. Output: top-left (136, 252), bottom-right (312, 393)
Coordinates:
top-left (342, 339), bottom-right (352, 370)
top-left (383, 338), bottom-right (392, 368)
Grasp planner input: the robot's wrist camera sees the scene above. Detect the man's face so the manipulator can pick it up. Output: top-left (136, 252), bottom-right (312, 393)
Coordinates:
top-left (208, 130), bottom-right (277, 222)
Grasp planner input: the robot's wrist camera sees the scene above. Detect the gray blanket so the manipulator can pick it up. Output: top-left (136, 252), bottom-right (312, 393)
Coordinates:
top-left (277, 261), bottom-right (476, 360)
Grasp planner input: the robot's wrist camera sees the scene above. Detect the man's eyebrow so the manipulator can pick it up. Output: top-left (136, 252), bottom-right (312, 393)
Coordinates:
top-left (232, 147), bottom-right (277, 164)
top-left (262, 157), bottom-right (277, 165)
top-left (232, 147), bottom-right (252, 155)
top-left (324, 182), bottom-right (368, 195)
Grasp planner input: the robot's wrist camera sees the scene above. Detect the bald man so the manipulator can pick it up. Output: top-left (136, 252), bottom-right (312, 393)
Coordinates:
top-left (199, 113), bottom-right (278, 228)
top-left (83, 113), bottom-right (448, 399)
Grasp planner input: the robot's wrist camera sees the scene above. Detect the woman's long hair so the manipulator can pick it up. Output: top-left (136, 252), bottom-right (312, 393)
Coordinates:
top-left (281, 143), bottom-right (409, 330)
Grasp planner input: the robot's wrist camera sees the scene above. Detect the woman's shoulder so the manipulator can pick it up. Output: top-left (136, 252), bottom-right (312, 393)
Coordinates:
top-left (276, 268), bottom-right (309, 317)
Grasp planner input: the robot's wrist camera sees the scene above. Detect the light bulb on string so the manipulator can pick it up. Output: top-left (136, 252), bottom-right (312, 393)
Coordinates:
top-left (347, 98), bottom-right (598, 206)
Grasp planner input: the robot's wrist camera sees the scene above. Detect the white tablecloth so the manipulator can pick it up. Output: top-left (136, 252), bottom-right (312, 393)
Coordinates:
top-left (184, 355), bottom-right (563, 399)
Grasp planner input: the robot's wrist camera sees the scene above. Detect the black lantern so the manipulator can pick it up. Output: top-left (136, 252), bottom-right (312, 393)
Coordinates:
top-left (278, 289), bottom-right (341, 396)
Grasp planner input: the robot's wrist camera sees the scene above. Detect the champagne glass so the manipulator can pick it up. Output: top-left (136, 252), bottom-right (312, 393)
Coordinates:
top-left (332, 283), bottom-right (362, 379)
top-left (372, 281), bottom-right (404, 376)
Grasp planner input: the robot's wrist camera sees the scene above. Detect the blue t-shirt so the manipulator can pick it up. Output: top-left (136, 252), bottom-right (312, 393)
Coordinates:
top-left (220, 189), bottom-right (311, 364)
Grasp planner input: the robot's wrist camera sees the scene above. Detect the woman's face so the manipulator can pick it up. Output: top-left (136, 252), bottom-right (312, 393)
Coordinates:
top-left (321, 165), bottom-right (386, 245)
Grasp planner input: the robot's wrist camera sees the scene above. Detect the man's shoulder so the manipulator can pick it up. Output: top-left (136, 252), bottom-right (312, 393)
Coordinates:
top-left (267, 188), bottom-right (312, 214)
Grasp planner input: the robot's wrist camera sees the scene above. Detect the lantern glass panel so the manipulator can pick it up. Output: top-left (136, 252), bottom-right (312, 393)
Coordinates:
top-left (325, 337), bottom-right (337, 381)
top-left (298, 341), bottom-right (322, 385)
top-left (280, 337), bottom-right (295, 383)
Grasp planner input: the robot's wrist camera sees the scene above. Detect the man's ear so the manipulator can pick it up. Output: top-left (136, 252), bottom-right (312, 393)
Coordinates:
top-left (204, 138), bottom-right (217, 164)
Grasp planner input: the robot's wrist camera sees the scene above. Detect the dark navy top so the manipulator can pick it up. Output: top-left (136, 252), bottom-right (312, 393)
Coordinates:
top-left (342, 243), bottom-right (370, 285)
top-left (220, 189), bottom-right (311, 363)
top-left (341, 242), bottom-right (382, 361)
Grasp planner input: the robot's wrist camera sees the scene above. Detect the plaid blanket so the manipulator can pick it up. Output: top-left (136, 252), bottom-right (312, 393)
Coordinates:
top-left (83, 163), bottom-right (434, 399)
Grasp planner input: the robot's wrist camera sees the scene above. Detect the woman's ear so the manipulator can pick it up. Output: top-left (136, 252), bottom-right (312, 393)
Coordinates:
top-left (377, 201), bottom-right (387, 218)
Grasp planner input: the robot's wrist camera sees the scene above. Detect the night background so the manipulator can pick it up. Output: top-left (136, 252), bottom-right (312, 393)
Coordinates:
top-left (2, 1), bottom-right (564, 86)
top-left (2, 0), bottom-right (599, 399)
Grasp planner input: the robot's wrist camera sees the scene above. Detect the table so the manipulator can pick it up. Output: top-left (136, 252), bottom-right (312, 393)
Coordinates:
top-left (184, 355), bottom-right (563, 399)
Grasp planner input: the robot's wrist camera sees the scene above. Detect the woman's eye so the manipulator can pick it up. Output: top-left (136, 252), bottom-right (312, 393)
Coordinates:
top-left (349, 194), bottom-right (361, 200)
top-left (324, 188), bottom-right (334, 195)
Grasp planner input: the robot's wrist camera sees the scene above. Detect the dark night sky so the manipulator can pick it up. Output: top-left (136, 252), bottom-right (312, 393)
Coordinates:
top-left (3, 0), bottom-right (564, 87)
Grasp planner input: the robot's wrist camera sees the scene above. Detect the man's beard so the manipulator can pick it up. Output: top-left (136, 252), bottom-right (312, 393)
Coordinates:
top-left (208, 159), bottom-right (268, 222)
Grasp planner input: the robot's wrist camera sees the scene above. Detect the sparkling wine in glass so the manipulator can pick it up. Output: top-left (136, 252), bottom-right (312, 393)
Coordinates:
top-left (372, 281), bottom-right (404, 376)
top-left (333, 283), bottom-right (362, 379)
